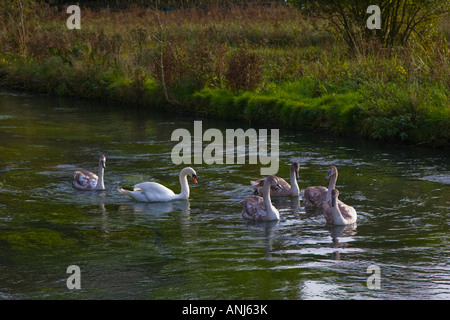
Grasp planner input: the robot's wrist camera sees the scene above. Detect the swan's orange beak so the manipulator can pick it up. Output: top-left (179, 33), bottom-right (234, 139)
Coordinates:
top-left (192, 175), bottom-right (198, 184)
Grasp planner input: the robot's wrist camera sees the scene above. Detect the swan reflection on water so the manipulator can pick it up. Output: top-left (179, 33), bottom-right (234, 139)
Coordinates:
top-left (328, 223), bottom-right (357, 260)
top-left (243, 219), bottom-right (280, 257)
top-left (329, 223), bottom-right (357, 240)
top-left (119, 199), bottom-right (191, 216)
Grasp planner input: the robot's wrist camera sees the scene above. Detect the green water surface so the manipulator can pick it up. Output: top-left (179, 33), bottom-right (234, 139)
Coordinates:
top-left (0, 90), bottom-right (449, 299)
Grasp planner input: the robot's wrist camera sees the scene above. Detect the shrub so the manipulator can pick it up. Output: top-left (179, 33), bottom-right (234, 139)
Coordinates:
top-left (292, 0), bottom-right (450, 50)
top-left (225, 45), bottom-right (263, 92)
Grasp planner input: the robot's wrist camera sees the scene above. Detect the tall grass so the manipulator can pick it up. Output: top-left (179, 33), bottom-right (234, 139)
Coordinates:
top-left (0, 3), bottom-right (448, 146)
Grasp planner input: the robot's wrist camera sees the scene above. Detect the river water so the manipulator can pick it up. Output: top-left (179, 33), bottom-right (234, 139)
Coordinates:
top-left (0, 90), bottom-right (449, 300)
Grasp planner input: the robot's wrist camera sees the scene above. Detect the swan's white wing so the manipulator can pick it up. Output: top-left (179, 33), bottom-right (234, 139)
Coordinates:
top-left (118, 188), bottom-right (149, 202)
top-left (134, 182), bottom-right (176, 195)
top-left (134, 182), bottom-right (176, 202)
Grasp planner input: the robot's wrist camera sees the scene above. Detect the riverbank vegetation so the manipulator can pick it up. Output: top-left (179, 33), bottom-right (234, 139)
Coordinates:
top-left (0, 1), bottom-right (449, 147)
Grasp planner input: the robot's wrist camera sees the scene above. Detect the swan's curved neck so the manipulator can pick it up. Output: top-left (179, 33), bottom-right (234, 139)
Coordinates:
top-left (289, 168), bottom-right (299, 195)
top-left (178, 171), bottom-right (190, 198)
top-left (96, 163), bottom-right (105, 190)
top-left (263, 182), bottom-right (279, 220)
top-left (331, 197), bottom-right (346, 225)
top-left (326, 173), bottom-right (337, 201)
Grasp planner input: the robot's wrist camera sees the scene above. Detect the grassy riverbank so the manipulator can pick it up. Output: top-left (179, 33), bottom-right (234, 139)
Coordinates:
top-left (0, 3), bottom-right (449, 147)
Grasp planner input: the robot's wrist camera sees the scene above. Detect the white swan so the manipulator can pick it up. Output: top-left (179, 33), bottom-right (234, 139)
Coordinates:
top-left (118, 167), bottom-right (198, 202)
top-left (323, 189), bottom-right (357, 225)
top-left (242, 175), bottom-right (282, 221)
top-left (73, 154), bottom-right (106, 191)
top-left (251, 162), bottom-right (300, 197)
top-left (303, 165), bottom-right (338, 207)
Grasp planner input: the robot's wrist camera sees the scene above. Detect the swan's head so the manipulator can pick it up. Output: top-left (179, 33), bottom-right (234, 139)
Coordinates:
top-left (330, 189), bottom-right (339, 207)
top-left (325, 166), bottom-right (337, 180)
top-left (291, 162), bottom-right (300, 180)
top-left (266, 175), bottom-right (283, 190)
top-left (99, 154), bottom-right (106, 169)
top-left (183, 167), bottom-right (198, 184)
